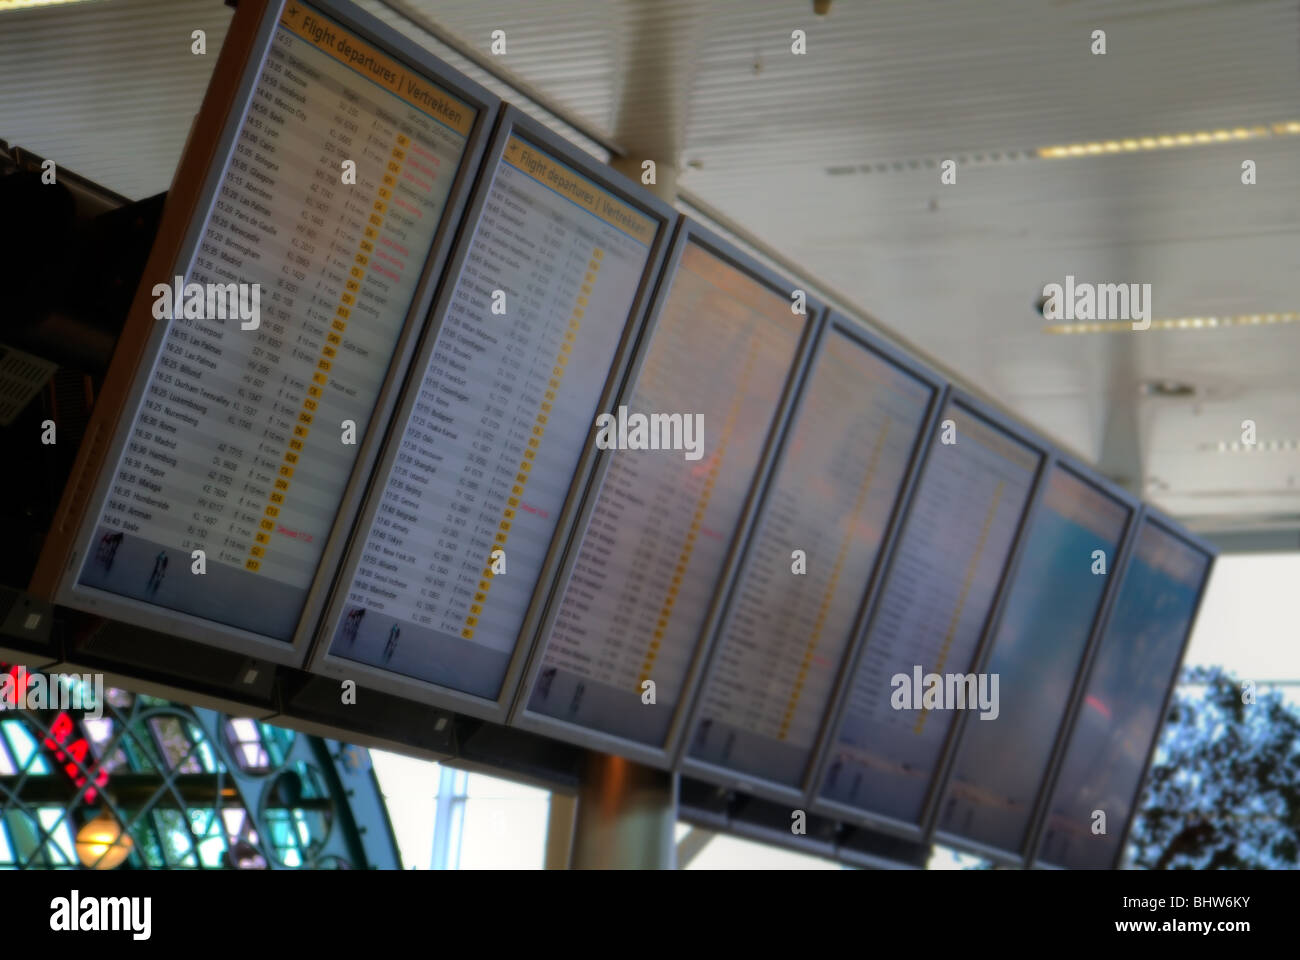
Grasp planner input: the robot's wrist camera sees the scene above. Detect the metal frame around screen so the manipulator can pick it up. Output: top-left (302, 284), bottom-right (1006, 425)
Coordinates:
top-left (925, 452), bottom-right (1142, 867)
top-left (1025, 505), bottom-right (1216, 870)
top-left (304, 105), bottom-right (678, 722)
top-left (508, 217), bottom-right (825, 767)
top-left (673, 311), bottom-right (947, 807)
top-left (40, 0), bottom-right (500, 666)
top-left (727, 806), bottom-right (840, 863)
top-left (805, 388), bottom-right (1052, 841)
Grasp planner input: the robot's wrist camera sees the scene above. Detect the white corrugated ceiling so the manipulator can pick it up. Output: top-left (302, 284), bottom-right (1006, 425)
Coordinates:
top-left (2, 0), bottom-right (1298, 530)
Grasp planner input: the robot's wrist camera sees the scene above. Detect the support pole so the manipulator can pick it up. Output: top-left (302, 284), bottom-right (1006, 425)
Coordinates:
top-left (565, 69), bottom-right (683, 872)
top-left (543, 791), bottom-right (576, 869)
top-left (609, 155), bottom-right (678, 201)
top-left (570, 754), bottom-right (677, 869)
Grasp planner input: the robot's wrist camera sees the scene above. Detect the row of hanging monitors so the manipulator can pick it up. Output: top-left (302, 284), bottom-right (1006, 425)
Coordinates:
top-left (31, 0), bottom-right (1214, 869)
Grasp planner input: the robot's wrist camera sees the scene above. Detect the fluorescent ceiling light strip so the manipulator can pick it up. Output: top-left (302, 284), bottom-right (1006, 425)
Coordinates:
top-left (1037, 122), bottom-right (1299, 159)
top-left (1043, 312), bottom-right (1300, 334)
top-left (0, 0), bottom-right (100, 9)
top-left (1212, 439), bottom-right (1299, 454)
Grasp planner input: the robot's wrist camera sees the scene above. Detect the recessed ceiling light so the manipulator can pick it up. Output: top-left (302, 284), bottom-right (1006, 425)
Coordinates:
top-left (1201, 438), bottom-right (1300, 454)
top-left (1140, 380), bottom-right (1196, 399)
top-left (824, 149), bottom-right (1034, 178)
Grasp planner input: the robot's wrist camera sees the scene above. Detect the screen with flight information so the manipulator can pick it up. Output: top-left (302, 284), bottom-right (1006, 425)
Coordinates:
top-left (817, 401), bottom-right (1041, 825)
top-left (1036, 520), bottom-right (1209, 869)
top-left (522, 239), bottom-right (811, 750)
top-left (321, 132), bottom-right (663, 701)
top-left (72, 1), bottom-right (482, 642)
top-left (684, 326), bottom-right (937, 789)
top-left (935, 466), bottom-right (1131, 855)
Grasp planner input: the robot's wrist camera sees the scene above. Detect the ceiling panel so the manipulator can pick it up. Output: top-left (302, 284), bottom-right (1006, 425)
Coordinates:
top-left (2, 0), bottom-right (1298, 529)
top-left (0, 0), bottom-right (234, 198)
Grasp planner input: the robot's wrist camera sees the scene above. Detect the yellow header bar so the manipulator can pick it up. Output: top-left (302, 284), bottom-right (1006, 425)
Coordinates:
top-left (503, 137), bottom-right (657, 246)
top-left (680, 242), bottom-right (791, 319)
top-left (280, 3), bottom-right (475, 137)
top-left (1139, 523), bottom-right (1207, 586)
top-left (956, 409), bottom-right (1041, 474)
top-left (1044, 467), bottom-right (1127, 542)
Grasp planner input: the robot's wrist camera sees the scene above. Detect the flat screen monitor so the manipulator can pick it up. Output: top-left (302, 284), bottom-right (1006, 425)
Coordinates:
top-left (814, 395), bottom-right (1044, 831)
top-left (933, 462), bottom-right (1134, 860)
top-left (35, 0), bottom-right (498, 665)
top-left (513, 224), bottom-right (818, 764)
top-left (1034, 516), bottom-right (1212, 869)
top-left (308, 110), bottom-right (675, 719)
top-left (680, 318), bottom-right (942, 798)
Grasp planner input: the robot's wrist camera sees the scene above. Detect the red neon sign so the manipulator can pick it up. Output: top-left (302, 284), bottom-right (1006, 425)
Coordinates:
top-left (1, 663), bottom-right (111, 803)
top-left (43, 711), bottom-right (110, 803)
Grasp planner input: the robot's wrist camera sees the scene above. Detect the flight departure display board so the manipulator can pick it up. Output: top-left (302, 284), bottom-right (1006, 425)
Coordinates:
top-left (42, 0), bottom-right (496, 660)
top-left (933, 463), bottom-right (1133, 860)
top-left (680, 319), bottom-right (941, 797)
top-left (514, 227), bottom-right (816, 761)
top-left (1034, 516), bottom-right (1211, 869)
top-left (309, 112), bottom-right (673, 717)
top-left (814, 396), bottom-right (1044, 830)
